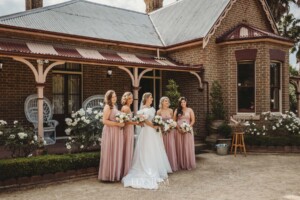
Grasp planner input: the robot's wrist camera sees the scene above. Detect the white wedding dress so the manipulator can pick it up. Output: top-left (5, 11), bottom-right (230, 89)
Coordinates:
top-left (122, 107), bottom-right (172, 189)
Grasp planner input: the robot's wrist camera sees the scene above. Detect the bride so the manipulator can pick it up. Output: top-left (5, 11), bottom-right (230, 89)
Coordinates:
top-left (122, 92), bottom-right (172, 189)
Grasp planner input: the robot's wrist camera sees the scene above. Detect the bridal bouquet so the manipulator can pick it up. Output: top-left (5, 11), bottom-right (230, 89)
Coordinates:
top-left (132, 114), bottom-right (146, 123)
top-left (163, 119), bottom-right (177, 134)
top-left (180, 121), bottom-right (193, 134)
top-left (153, 115), bottom-right (164, 132)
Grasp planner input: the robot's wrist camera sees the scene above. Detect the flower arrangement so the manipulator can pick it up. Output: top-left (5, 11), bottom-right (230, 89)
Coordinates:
top-left (162, 119), bottom-right (177, 134)
top-left (153, 115), bottom-right (164, 132)
top-left (180, 121), bottom-right (193, 134)
top-left (65, 107), bottom-right (104, 152)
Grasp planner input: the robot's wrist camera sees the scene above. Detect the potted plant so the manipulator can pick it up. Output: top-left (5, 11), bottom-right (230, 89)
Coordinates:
top-left (216, 123), bottom-right (233, 154)
top-left (209, 81), bottom-right (226, 129)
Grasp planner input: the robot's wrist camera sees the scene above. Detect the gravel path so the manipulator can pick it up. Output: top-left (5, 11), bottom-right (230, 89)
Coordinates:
top-left (1, 153), bottom-right (300, 200)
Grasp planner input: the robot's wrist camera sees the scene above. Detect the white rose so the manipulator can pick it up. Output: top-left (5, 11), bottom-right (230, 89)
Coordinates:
top-left (66, 144), bottom-right (71, 150)
top-left (100, 102), bottom-right (104, 107)
top-left (80, 145), bottom-right (84, 149)
top-left (33, 135), bottom-right (37, 141)
top-left (9, 134), bottom-right (15, 139)
top-left (68, 137), bottom-right (72, 140)
top-left (14, 120), bottom-right (18, 125)
top-left (65, 128), bottom-right (72, 135)
top-left (0, 131), bottom-right (3, 135)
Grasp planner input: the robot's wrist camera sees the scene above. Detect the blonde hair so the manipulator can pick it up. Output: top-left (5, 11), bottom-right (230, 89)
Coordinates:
top-left (142, 92), bottom-right (152, 105)
top-left (159, 96), bottom-right (170, 109)
top-left (104, 90), bottom-right (116, 109)
top-left (121, 92), bottom-right (133, 105)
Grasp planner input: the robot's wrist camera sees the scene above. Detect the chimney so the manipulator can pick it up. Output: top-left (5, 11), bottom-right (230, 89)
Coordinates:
top-left (144, 0), bottom-right (163, 13)
top-left (26, 0), bottom-right (43, 10)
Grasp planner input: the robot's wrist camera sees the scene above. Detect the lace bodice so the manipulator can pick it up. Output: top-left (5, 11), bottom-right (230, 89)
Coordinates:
top-left (137, 107), bottom-right (156, 121)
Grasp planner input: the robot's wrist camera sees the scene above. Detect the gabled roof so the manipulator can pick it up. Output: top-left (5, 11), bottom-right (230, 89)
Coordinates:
top-left (0, 38), bottom-right (203, 71)
top-left (149, 0), bottom-right (230, 46)
top-left (0, 0), bottom-right (163, 46)
top-left (216, 23), bottom-right (294, 44)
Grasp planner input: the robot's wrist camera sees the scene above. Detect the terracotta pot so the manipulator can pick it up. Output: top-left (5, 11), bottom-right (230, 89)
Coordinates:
top-left (210, 120), bottom-right (225, 130)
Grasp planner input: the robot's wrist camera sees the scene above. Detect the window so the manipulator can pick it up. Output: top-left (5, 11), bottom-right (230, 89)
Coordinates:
top-left (138, 69), bottom-right (161, 109)
top-left (237, 62), bottom-right (255, 112)
top-left (270, 62), bottom-right (281, 112)
top-left (52, 63), bottom-right (82, 136)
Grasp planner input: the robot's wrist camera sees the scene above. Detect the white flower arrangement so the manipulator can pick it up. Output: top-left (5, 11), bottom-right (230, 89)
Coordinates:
top-left (17, 132), bottom-right (28, 139)
top-left (162, 119), bottom-right (177, 134)
top-left (0, 120), bottom-right (7, 126)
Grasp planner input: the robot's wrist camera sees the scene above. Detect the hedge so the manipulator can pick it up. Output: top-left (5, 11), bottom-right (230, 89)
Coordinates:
top-left (0, 152), bottom-right (99, 180)
top-left (244, 135), bottom-right (300, 146)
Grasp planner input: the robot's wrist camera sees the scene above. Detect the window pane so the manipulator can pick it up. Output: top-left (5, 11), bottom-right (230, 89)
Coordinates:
top-left (68, 95), bottom-right (80, 114)
top-left (155, 70), bottom-right (161, 76)
top-left (238, 87), bottom-right (255, 112)
top-left (53, 74), bottom-right (64, 114)
top-left (270, 62), bottom-right (281, 111)
top-left (270, 63), bottom-right (280, 87)
top-left (238, 63), bottom-right (254, 87)
top-left (68, 75), bottom-right (80, 95)
top-left (238, 63), bottom-right (255, 112)
top-left (271, 88), bottom-right (280, 111)
top-left (66, 63), bottom-right (81, 71)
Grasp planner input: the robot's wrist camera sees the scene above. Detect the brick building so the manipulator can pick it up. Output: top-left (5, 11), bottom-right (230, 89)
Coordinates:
top-left (0, 0), bottom-right (294, 141)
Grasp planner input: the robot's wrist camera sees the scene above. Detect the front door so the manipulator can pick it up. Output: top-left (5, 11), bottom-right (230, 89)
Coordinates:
top-left (139, 69), bottom-right (161, 109)
top-left (52, 63), bottom-right (82, 137)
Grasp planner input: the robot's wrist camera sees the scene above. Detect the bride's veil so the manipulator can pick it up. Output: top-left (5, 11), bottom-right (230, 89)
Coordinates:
top-left (134, 99), bottom-right (144, 144)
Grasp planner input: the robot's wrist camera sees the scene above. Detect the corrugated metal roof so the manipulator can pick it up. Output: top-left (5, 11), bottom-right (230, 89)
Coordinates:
top-left (150, 0), bottom-right (230, 46)
top-left (0, 0), bottom-right (232, 47)
top-left (0, 0), bottom-right (163, 46)
top-left (0, 38), bottom-right (203, 71)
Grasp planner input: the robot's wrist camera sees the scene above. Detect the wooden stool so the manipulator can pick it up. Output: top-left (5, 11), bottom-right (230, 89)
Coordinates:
top-left (230, 132), bottom-right (246, 157)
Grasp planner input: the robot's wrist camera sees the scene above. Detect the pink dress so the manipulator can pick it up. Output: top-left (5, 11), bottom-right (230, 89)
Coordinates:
top-left (122, 112), bottom-right (134, 176)
top-left (162, 115), bottom-right (178, 172)
top-left (98, 106), bottom-right (124, 181)
top-left (175, 109), bottom-right (196, 170)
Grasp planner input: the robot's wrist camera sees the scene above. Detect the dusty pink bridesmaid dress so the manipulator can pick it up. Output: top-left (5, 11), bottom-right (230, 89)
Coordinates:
top-left (175, 108), bottom-right (196, 170)
top-left (162, 115), bottom-right (178, 172)
top-left (122, 113), bottom-right (134, 176)
top-left (98, 106), bottom-right (124, 181)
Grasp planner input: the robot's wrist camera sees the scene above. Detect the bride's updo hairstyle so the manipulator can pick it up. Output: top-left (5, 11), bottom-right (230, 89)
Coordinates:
top-left (104, 90), bottom-right (116, 109)
top-left (142, 92), bottom-right (152, 105)
top-left (159, 96), bottom-right (170, 109)
top-left (176, 97), bottom-right (188, 118)
top-left (121, 92), bottom-right (133, 105)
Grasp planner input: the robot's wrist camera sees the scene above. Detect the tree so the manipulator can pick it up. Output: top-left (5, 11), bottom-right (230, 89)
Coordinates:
top-left (266, 0), bottom-right (300, 23)
top-left (165, 79), bottom-right (181, 109)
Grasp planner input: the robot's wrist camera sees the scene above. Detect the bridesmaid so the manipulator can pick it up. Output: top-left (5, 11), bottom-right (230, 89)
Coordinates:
top-left (173, 97), bottom-right (196, 170)
top-left (157, 97), bottom-right (178, 172)
top-left (121, 92), bottom-right (139, 176)
top-left (98, 90), bottom-right (125, 182)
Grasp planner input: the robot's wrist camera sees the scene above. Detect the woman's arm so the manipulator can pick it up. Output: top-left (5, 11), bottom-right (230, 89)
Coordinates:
top-left (102, 105), bottom-right (124, 127)
top-left (189, 108), bottom-right (195, 127)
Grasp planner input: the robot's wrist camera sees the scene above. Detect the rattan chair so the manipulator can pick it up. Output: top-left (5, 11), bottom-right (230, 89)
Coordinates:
top-left (24, 94), bottom-right (58, 145)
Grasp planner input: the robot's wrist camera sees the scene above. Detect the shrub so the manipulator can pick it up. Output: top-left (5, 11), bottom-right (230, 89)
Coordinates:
top-left (0, 120), bottom-right (45, 158)
top-left (165, 79), bottom-right (181, 109)
top-left (244, 135), bottom-right (300, 146)
top-left (210, 81), bottom-right (226, 120)
top-left (244, 111), bottom-right (300, 136)
top-left (217, 123), bottom-right (232, 138)
top-left (65, 108), bottom-right (103, 151)
top-left (0, 152), bottom-right (100, 180)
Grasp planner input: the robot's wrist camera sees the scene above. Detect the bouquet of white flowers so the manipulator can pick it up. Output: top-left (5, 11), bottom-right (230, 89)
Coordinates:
top-left (180, 121), bottom-right (193, 134)
top-left (132, 114), bottom-right (146, 123)
top-left (163, 119), bottom-right (177, 134)
top-left (115, 112), bottom-right (130, 123)
top-left (153, 115), bottom-right (164, 132)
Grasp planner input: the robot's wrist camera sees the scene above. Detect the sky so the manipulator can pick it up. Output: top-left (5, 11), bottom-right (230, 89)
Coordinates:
top-left (0, 0), bottom-right (299, 68)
